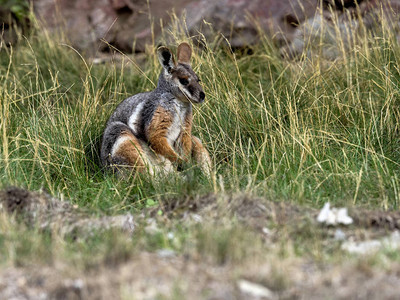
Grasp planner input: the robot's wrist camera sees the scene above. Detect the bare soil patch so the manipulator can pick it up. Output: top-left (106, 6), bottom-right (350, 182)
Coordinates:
top-left (0, 187), bottom-right (135, 237)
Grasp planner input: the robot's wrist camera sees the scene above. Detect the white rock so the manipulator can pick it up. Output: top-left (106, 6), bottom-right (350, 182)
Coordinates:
top-left (157, 249), bottom-right (176, 258)
top-left (262, 227), bottom-right (272, 236)
top-left (317, 202), bottom-right (332, 223)
top-left (191, 213), bottom-right (203, 223)
top-left (341, 240), bottom-right (382, 255)
top-left (336, 208), bottom-right (353, 225)
top-left (334, 229), bottom-right (346, 241)
top-left (342, 231), bottom-right (400, 254)
top-left (317, 202), bottom-right (353, 226)
top-left (237, 279), bottom-right (277, 300)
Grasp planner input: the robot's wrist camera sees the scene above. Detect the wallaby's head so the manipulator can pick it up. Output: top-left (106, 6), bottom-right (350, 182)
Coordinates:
top-left (157, 42), bottom-right (205, 104)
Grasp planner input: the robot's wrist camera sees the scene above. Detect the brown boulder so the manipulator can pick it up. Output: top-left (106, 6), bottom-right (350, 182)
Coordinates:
top-left (280, 0), bottom-right (400, 59)
top-left (33, 0), bottom-right (193, 54)
top-left (183, 0), bottom-right (320, 48)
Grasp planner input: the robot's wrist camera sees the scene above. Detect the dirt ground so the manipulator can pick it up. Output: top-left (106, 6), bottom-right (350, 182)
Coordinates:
top-left (2, 251), bottom-right (400, 300)
top-left (2, 188), bottom-right (400, 299)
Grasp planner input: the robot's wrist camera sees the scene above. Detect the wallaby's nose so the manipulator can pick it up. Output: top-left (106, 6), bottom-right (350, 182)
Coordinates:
top-left (199, 92), bottom-right (205, 101)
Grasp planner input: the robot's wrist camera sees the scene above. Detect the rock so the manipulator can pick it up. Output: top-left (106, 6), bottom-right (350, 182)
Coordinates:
top-left (237, 279), bottom-right (277, 300)
top-left (19, 0), bottom-right (400, 56)
top-left (342, 239), bottom-right (382, 254)
top-left (334, 229), bottom-right (346, 241)
top-left (280, 10), bottom-right (357, 59)
top-left (341, 231), bottom-right (400, 254)
top-left (32, 0), bottom-right (320, 54)
top-left (33, 0), bottom-right (194, 55)
top-left (157, 248), bottom-right (176, 258)
top-left (183, 0), bottom-right (320, 49)
top-left (281, 0), bottom-right (400, 59)
top-left (317, 202), bottom-right (353, 226)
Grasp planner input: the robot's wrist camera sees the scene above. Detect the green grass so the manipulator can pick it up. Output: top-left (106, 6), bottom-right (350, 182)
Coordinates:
top-left (2, 12), bottom-right (400, 286)
top-left (2, 20), bottom-right (400, 211)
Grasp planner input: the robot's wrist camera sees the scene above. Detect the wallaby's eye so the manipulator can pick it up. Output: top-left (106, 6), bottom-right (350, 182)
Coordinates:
top-left (179, 78), bottom-right (189, 85)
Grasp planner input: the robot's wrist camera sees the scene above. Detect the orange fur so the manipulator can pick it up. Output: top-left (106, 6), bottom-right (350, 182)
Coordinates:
top-left (114, 131), bottom-right (145, 171)
top-left (147, 107), bottom-right (180, 162)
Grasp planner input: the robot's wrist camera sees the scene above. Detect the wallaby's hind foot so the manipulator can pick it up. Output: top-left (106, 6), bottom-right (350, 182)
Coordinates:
top-left (192, 136), bottom-right (212, 176)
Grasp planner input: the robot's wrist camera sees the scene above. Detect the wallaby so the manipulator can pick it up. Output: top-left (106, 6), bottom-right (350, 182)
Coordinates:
top-left (100, 42), bottom-right (212, 176)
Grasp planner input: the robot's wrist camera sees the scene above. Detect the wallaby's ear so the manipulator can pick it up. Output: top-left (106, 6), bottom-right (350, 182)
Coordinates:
top-left (177, 42), bottom-right (192, 64)
top-left (157, 46), bottom-right (176, 73)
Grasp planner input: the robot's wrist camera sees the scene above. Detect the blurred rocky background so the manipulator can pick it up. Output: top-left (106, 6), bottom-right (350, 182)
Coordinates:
top-left (1, 0), bottom-right (400, 56)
